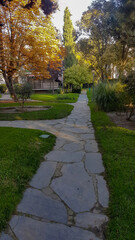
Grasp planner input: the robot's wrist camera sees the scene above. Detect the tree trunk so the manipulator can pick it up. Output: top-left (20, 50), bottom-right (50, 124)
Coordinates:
top-left (6, 76), bottom-right (18, 102)
top-left (52, 79), bottom-right (54, 94)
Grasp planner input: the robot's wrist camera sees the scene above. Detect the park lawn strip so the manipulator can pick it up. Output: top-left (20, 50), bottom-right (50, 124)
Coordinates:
top-left (87, 91), bottom-right (135, 240)
top-left (31, 93), bottom-right (79, 103)
top-left (0, 102), bottom-right (73, 120)
top-left (0, 127), bottom-right (56, 231)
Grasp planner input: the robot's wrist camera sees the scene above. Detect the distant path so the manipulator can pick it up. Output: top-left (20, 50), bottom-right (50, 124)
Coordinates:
top-left (0, 93), bottom-right (109, 240)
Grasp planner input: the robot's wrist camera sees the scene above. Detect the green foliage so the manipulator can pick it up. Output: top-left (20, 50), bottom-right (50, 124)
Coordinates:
top-left (72, 86), bottom-right (81, 93)
top-left (31, 93), bottom-right (79, 103)
top-left (123, 71), bottom-right (135, 104)
top-left (14, 82), bottom-right (32, 106)
top-left (94, 82), bottom-right (126, 112)
top-left (122, 71), bottom-right (135, 120)
top-left (78, 0), bottom-right (135, 80)
top-left (64, 64), bottom-right (92, 88)
top-left (87, 91), bottom-right (135, 240)
top-left (64, 47), bottom-right (78, 69)
top-left (0, 84), bottom-right (7, 93)
top-left (63, 7), bottom-right (74, 47)
top-left (0, 127), bottom-right (55, 230)
top-left (63, 7), bottom-right (77, 69)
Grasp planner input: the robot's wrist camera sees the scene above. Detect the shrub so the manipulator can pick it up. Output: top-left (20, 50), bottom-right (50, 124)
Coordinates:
top-left (14, 82), bottom-right (32, 107)
top-left (122, 71), bottom-right (135, 120)
top-left (94, 82), bottom-right (126, 112)
top-left (72, 86), bottom-right (81, 93)
top-left (0, 84), bottom-right (7, 93)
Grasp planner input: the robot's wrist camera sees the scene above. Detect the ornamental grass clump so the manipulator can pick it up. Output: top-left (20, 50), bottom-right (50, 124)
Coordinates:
top-left (94, 82), bottom-right (126, 112)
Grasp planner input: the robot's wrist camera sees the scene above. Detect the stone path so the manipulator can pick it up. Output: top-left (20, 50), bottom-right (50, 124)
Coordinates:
top-left (0, 93), bottom-right (109, 240)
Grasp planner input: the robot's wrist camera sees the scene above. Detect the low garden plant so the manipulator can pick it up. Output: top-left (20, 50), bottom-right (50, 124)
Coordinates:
top-left (0, 127), bottom-right (56, 231)
top-left (0, 84), bottom-right (7, 94)
top-left (87, 91), bottom-right (135, 240)
top-left (14, 82), bottom-right (32, 107)
top-left (94, 82), bottom-right (126, 112)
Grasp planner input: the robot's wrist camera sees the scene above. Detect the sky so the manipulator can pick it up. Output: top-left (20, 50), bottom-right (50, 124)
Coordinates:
top-left (52, 0), bottom-right (93, 33)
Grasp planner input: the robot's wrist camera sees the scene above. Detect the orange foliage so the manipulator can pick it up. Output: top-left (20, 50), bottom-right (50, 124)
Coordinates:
top-left (0, 0), bottom-right (65, 83)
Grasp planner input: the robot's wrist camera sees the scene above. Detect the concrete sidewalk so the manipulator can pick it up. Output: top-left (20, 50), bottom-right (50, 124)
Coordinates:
top-left (0, 93), bottom-right (109, 240)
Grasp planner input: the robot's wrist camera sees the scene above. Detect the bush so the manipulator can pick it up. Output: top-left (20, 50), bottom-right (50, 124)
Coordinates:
top-left (0, 84), bottom-right (7, 93)
top-left (14, 82), bottom-right (32, 107)
top-left (94, 82), bottom-right (126, 112)
top-left (72, 86), bottom-right (81, 93)
top-left (122, 71), bottom-right (135, 120)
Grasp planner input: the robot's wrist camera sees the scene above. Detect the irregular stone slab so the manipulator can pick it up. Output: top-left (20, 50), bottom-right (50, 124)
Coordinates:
top-left (46, 151), bottom-right (84, 163)
top-left (85, 153), bottom-right (105, 174)
top-left (85, 141), bottom-right (99, 153)
top-left (30, 161), bottom-right (57, 189)
top-left (17, 188), bottom-right (67, 224)
top-left (75, 212), bottom-right (108, 230)
top-left (0, 233), bottom-right (13, 240)
top-left (62, 127), bottom-right (89, 134)
top-left (63, 142), bottom-right (84, 152)
top-left (53, 137), bottom-right (70, 150)
top-left (96, 175), bottom-right (109, 208)
top-left (51, 163), bottom-right (96, 213)
top-left (80, 133), bottom-right (95, 140)
top-left (10, 216), bottom-right (100, 240)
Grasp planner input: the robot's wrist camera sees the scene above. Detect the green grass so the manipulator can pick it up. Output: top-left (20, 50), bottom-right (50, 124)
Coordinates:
top-left (87, 91), bottom-right (135, 240)
top-left (0, 93), bottom-right (79, 120)
top-left (0, 127), bottom-right (56, 231)
top-left (0, 101), bottom-right (74, 120)
top-left (0, 94), bottom-right (1, 98)
top-left (31, 93), bottom-right (79, 103)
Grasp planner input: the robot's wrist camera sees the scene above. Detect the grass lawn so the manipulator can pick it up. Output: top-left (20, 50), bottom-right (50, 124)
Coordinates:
top-left (0, 101), bottom-right (73, 120)
top-left (31, 93), bottom-right (79, 103)
top-left (0, 93), bottom-right (79, 120)
top-left (0, 127), bottom-right (56, 231)
top-left (87, 91), bottom-right (135, 240)
top-left (0, 94), bottom-right (1, 98)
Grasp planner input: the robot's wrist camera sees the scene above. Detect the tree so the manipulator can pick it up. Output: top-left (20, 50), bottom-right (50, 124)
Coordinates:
top-left (0, 0), bottom-right (58, 15)
top-left (63, 7), bottom-right (77, 69)
top-left (0, 0), bottom-right (64, 100)
top-left (64, 64), bottom-right (92, 90)
top-left (77, 0), bottom-right (135, 81)
top-left (78, 0), bottom-right (115, 81)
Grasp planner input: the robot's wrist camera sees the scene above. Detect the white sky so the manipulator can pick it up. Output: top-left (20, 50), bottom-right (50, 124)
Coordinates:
top-left (52, 0), bottom-right (93, 33)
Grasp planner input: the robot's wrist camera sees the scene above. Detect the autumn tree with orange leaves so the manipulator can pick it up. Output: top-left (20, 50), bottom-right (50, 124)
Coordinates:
top-left (0, 0), bottom-right (64, 100)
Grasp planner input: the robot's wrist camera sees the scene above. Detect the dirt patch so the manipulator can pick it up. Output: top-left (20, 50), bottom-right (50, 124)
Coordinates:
top-left (107, 112), bottom-right (135, 131)
top-left (0, 106), bottom-right (51, 113)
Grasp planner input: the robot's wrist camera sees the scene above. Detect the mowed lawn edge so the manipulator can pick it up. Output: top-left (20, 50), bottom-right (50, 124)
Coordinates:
top-left (87, 91), bottom-right (135, 240)
top-left (0, 127), bottom-right (56, 231)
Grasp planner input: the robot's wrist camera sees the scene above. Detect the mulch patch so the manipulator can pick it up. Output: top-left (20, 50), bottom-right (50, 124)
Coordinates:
top-left (107, 112), bottom-right (135, 131)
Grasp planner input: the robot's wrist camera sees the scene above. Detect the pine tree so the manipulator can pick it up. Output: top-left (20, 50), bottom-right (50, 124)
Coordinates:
top-left (63, 7), bottom-right (77, 68)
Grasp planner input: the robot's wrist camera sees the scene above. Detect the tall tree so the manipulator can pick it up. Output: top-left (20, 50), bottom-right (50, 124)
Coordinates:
top-left (78, 0), bottom-right (115, 81)
top-left (63, 7), bottom-right (77, 69)
top-left (0, 0), bottom-right (64, 100)
top-left (77, 0), bottom-right (135, 81)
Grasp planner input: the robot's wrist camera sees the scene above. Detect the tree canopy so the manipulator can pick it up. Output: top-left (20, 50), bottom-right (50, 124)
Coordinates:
top-left (77, 0), bottom-right (135, 81)
top-left (0, 0), bottom-right (64, 100)
top-left (63, 7), bottom-right (77, 69)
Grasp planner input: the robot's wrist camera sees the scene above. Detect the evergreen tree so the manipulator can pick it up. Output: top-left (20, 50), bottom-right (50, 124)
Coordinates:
top-left (63, 7), bottom-right (77, 68)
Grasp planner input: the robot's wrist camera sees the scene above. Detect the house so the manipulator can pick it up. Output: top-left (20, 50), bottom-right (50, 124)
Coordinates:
top-left (25, 71), bottom-right (63, 94)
